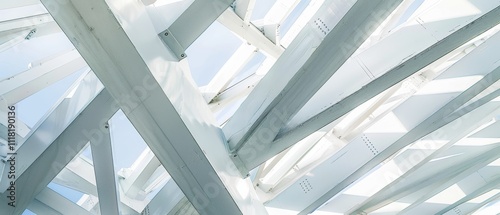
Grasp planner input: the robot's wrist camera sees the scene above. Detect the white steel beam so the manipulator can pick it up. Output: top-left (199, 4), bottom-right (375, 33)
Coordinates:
top-left (0, 22), bottom-right (61, 46)
top-left (0, 71), bottom-right (103, 191)
top-left (52, 156), bottom-right (97, 196)
top-left (205, 0), bottom-right (301, 104)
top-left (261, 27), bottom-right (500, 206)
top-left (400, 161), bottom-right (500, 214)
top-left (0, 90), bottom-right (117, 214)
top-left (346, 61), bottom-right (500, 213)
top-left (28, 198), bottom-right (63, 215)
top-left (225, 0), bottom-right (403, 175)
top-left (159, 0), bottom-right (233, 59)
top-left (208, 73), bottom-right (262, 113)
top-left (401, 121), bottom-right (500, 214)
top-left (209, 0), bottom-right (329, 112)
top-left (263, 88), bottom-right (500, 211)
top-left (256, 130), bottom-right (345, 201)
top-left (222, 0), bottom-right (354, 151)
top-left (0, 0), bottom-right (40, 10)
top-left (438, 176), bottom-right (500, 215)
top-left (234, 0), bottom-right (255, 24)
top-left (254, 6), bottom-right (500, 173)
top-left (76, 149), bottom-right (167, 214)
top-left (257, 132), bottom-right (324, 193)
top-left (118, 148), bottom-right (161, 200)
top-left (347, 98), bottom-right (500, 214)
top-left (0, 49), bottom-right (87, 104)
top-left (262, 0), bottom-right (300, 26)
top-left (260, 0), bottom-right (301, 44)
top-left (0, 29), bottom-right (32, 52)
top-left (466, 192), bottom-right (500, 215)
top-left (288, 23), bottom-right (497, 208)
top-left (203, 42), bottom-right (257, 103)
top-left (31, 187), bottom-right (92, 215)
top-left (279, 0), bottom-right (325, 47)
top-left (362, 145), bottom-right (500, 215)
top-left (299, 80), bottom-right (500, 214)
top-left (0, 13), bottom-right (53, 33)
top-left (90, 122), bottom-right (120, 215)
top-left (217, 8), bottom-right (284, 59)
top-left (337, 83), bottom-right (402, 139)
top-left (256, 82), bottom-right (409, 198)
top-left (375, 0), bottom-right (417, 40)
top-left (0, 73), bottom-right (118, 214)
top-left (253, 148), bottom-right (291, 186)
top-left (42, 0), bottom-right (267, 214)
top-left (77, 194), bottom-right (100, 214)
top-left (141, 178), bottom-right (185, 215)
top-left (167, 197), bottom-right (199, 215)
top-left (0, 108), bottom-right (30, 138)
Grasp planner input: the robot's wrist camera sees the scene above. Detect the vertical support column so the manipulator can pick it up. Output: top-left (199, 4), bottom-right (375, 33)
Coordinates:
top-left (90, 121), bottom-right (121, 215)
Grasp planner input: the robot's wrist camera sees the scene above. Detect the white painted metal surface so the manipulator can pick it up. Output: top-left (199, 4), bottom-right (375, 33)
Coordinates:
top-left (1, 0), bottom-right (500, 215)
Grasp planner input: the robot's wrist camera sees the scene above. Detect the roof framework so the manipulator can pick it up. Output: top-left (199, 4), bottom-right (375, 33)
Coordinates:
top-left (0, 0), bottom-right (500, 214)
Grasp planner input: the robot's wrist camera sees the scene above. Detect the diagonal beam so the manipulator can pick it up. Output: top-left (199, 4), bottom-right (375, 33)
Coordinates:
top-left (299, 78), bottom-right (500, 214)
top-left (30, 187), bottom-right (92, 215)
top-left (360, 145), bottom-right (500, 215)
top-left (159, 0), bottom-right (233, 59)
top-left (234, 0), bottom-right (256, 24)
top-left (465, 192), bottom-right (500, 214)
top-left (437, 176), bottom-right (500, 215)
top-left (52, 155), bottom-right (97, 196)
top-left (0, 88), bottom-right (117, 214)
top-left (209, 0), bottom-right (332, 112)
top-left (255, 78), bottom-right (418, 199)
top-left (279, 0), bottom-right (325, 47)
top-left (399, 164), bottom-right (500, 214)
top-left (266, 72), bottom-right (495, 204)
top-left (141, 177), bottom-right (186, 215)
top-left (77, 194), bottom-right (99, 214)
top-left (225, 0), bottom-right (403, 175)
top-left (268, 86), bottom-right (500, 213)
top-left (0, 71), bottom-right (103, 191)
top-left (90, 122), bottom-right (120, 215)
top-left (28, 199), bottom-right (63, 215)
top-left (217, 8), bottom-right (284, 59)
top-left (347, 68), bottom-right (500, 214)
top-left (399, 165), bottom-right (500, 214)
top-left (0, 29), bottom-right (32, 52)
top-left (118, 148), bottom-right (161, 199)
top-left (203, 0), bottom-right (302, 104)
top-left (337, 84), bottom-right (402, 139)
top-left (348, 119), bottom-right (500, 214)
top-left (222, 0), bottom-right (350, 149)
top-left (0, 0), bottom-right (40, 10)
top-left (0, 13), bottom-right (53, 33)
top-left (0, 49), bottom-right (87, 104)
top-left (167, 197), bottom-right (200, 215)
top-left (259, 0), bottom-right (301, 44)
top-left (208, 72), bottom-right (263, 113)
top-left (257, 131), bottom-right (326, 193)
top-left (255, 27), bottom-right (500, 203)
top-left (248, 5), bottom-right (500, 173)
top-left (42, 0), bottom-right (267, 214)
top-left (0, 114), bottom-right (28, 140)
top-left (0, 22), bottom-right (61, 47)
top-left (375, 0), bottom-right (417, 40)
top-left (202, 42), bottom-right (257, 103)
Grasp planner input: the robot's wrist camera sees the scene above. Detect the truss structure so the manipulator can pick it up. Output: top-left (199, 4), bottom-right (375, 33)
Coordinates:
top-left (1, 0), bottom-right (500, 214)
